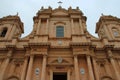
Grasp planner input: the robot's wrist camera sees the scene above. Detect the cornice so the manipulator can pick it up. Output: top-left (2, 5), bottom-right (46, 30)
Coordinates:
top-left (6, 44), bottom-right (16, 49)
top-left (49, 37), bottom-right (72, 40)
top-left (112, 47), bottom-right (120, 50)
top-left (50, 46), bottom-right (70, 49)
top-left (28, 42), bottom-right (51, 49)
top-left (103, 44), bottom-right (114, 50)
top-left (0, 47), bottom-right (7, 51)
top-left (93, 44), bottom-right (120, 51)
top-left (69, 42), bottom-right (91, 47)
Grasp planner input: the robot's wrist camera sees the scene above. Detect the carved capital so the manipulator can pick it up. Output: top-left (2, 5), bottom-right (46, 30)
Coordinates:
top-left (6, 50), bottom-right (13, 58)
top-left (107, 50), bottom-right (113, 58)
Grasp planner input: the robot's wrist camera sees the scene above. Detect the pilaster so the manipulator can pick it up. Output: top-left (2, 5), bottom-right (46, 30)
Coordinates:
top-left (79, 19), bottom-right (84, 34)
top-left (103, 25), bottom-right (111, 39)
top-left (46, 18), bottom-right (49, 35)
top-left (0, 50), bottom-right (13, 80)
top-left (107, 50), bottom-right (120, 80)
top-left (36, 19), bottom-right (41, 35)
top-left (50, 69), bottom-right (53, 80)
top-left (67, 69), bottom-right (71, 80)
top-left (104, 60), bottom-right (111, 77)
top-left (118, 60), bottom-right (120, 68)
top-left (8, 24), bottom-right (16, 40)
top-left (71, 18), bottom-right (74, 35)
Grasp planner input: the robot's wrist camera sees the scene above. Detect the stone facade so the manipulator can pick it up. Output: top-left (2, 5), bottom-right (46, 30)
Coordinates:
top-left (0, 6), bottom-right (120, 80)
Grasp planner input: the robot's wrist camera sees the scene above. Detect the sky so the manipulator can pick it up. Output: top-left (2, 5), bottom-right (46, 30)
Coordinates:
top-left (0, 0), bottom-right (120, 37)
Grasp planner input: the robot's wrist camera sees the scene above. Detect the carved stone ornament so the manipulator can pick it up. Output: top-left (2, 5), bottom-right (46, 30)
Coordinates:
top-left (35, 68), bottom-right (40, 75)
top-left (80, 68), bottom-right (85, 74)
top-left (99, 29), bottom-right (106, 38)
top-left (57, 57), bottom-right (63, 63)
top-left (58, 40), bottom-right (62, 45)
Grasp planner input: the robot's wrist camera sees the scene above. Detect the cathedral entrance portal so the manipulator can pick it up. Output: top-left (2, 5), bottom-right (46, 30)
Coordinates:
top-left (53, 72), bottom-right (67, 80)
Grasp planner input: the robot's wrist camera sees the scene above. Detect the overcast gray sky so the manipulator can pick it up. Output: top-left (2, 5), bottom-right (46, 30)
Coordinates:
top-left (0, 0), bottom-right (120, 37)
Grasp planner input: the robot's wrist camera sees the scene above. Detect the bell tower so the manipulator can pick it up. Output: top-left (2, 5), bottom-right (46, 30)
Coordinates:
top-left (96, 15), bottom-right (120, 40)
top-left (0, 15), bottom-right (24, 40)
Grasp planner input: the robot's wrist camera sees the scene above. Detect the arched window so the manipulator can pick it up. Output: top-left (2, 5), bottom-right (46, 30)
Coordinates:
top-left (0, 28), bottom-right (7, 37)
top-left (56, 26), bottom-right (64, 37)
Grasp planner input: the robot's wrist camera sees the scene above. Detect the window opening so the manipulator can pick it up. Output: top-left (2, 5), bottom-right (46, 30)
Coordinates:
top-left (0, 28), bottom-right (7, 37)
top-left (56, 26), bottom-right (64, 37)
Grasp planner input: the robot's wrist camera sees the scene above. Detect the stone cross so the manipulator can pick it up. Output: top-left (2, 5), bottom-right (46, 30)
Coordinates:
top-left (58, 1), bottom-right (63, 6)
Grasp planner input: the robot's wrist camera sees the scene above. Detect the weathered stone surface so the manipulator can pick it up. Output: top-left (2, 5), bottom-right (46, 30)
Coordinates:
top-left (0, 6), bottom-right (120, 80)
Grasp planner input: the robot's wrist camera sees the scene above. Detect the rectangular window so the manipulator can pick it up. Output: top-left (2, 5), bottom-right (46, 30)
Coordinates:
top-left (56, 26), bottom-right (64, 37)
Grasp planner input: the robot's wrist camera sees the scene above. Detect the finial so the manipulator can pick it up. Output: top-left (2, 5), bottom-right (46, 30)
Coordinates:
top-left (41, 6), bottom-right (44, 10)
top-left (48, 6), bottom-right (52, 9)
top-left (16, 12), bottom-right (19, 16)
top-left (58, 1), bottom-right (63, 7)
top-left (68, 6), bottom-right (72, 10)
top-left (101, 13), bottom-right (104, 16)
top-left (76, 7), bottom-right (79, 10)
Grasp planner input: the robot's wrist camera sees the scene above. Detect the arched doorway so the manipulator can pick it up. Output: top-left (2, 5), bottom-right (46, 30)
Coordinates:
top-left (101, 76), bottom-right (113, 80)
top-left (7, 76), bottom-right (19, 80)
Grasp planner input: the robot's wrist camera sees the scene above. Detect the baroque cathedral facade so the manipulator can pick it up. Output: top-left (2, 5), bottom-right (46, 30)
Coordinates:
top-left (0, 6), bottom-right (120, 80)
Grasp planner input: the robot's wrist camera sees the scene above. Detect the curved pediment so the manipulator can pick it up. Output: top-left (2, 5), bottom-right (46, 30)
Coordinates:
top-left (52, 7), bottom-right (68, 16)
top-left (52, 11), bottom-right (68, 16)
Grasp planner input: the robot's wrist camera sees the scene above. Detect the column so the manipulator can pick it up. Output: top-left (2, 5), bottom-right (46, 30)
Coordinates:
top-left (26, 55), bottom-right (34, 80)
top-left (21, 57), bottom-right (28, 80)
top-left (92, 57), bottom-right (99, 80)
top-left (104, 62), bottom-right (111, 76)
top-left (41, 55), bottom-right (47, 80)
top-left (110, 58), bottom-right (120, 80)
top-left (0, 59), bottom-right (3, 69)
top-left (74, 55), bottom-right (80, 80)
top-left (118, 60), bottom-right (120, 68)
top-left (8, 61), bottom-right (15, 77)
top-left (67, 69), bottom-right (71, 80)
top-left (0, 61), bottom-right (2, 68)
top-left (79, 19), bottom-right (84, 34)
top-left (107, 50), bottom-right (120, 80)
top-left (0, 50), bottom-right (12, 80)
top-left (87, 56), bottom-right (95, 80)
top-left (36, 19), bottom-right (41, 35)
top-left (71, 19), bottom-right (74, 34)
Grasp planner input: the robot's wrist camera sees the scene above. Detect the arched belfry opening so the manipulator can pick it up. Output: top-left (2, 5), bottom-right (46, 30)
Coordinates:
top-left (0, 27), bottom-right (8, 37)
